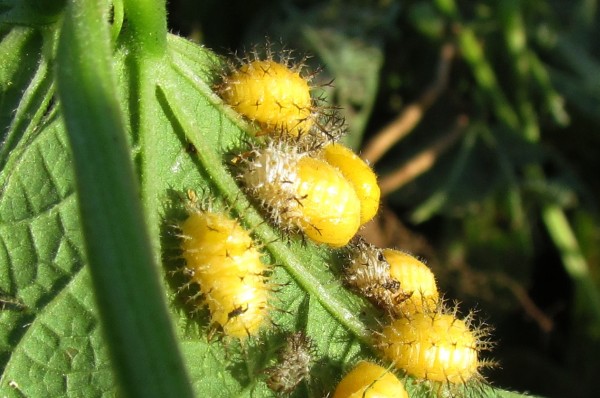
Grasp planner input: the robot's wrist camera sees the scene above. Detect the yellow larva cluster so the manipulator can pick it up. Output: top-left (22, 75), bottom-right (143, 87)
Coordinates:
top-left (179, 207), bottom-right (271, 339)
top-left (194, 43), bottom-right (498, 395)
top-left (333, 361), bottom-right (408, 398)
top-left (344, 238), bottom-right (494, 390)
top-left (217, 48), bottom-right (380, 247)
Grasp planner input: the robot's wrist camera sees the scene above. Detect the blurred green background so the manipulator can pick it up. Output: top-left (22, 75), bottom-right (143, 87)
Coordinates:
top-left (165, 1), bottom-right (600, 397)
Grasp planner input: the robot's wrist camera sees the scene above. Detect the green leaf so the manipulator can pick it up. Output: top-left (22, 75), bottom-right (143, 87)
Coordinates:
top-left (0, 6), bottom-right (539, 398)
top-left (0, 27), bottom-right (53, 167)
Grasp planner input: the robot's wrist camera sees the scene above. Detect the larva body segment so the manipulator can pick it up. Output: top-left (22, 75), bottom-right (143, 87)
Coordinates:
top-left (383, 249), bottom-right (439, 314)
top-left (239, 142), bottom-right (361, 247)
top-left (294, 156), bottom-right (361, 247)
top-left (344, 240), bottom-right (441, 315)
top-left (180, 210), bottom-right (270, 338)
top-left (219, 60), bottom-right (313, 137)
top-left (378, 312), bottom-right (480, 383)
top-left (201, 274), bottom-right (268, 336)
top-left (333, 361), bottom-right (408, 398)
top-left (320, 143), bottom-right (380, 225)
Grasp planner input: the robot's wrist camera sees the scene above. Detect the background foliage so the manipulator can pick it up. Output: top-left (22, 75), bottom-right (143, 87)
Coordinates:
top-left (0, 0), bottom-right (599, 398)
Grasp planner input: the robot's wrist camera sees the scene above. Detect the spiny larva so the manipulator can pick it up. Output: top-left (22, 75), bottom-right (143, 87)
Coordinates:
top-left (218, 57), bottom-right (313, 137)
top-left (179, 208), bottom-right (270, 339)
top-left (237, 141), bottom-right (361, 247)
top-left (265, 332), bottom-right (316, 395)
top-left (333, 361), bottom-right (408, 398)
top-left (216, 48), bottom-right (347, 149)
top-left (319, 143), bottom-right (380, 225)
top-left (377, 307), bottom-right (494, 384)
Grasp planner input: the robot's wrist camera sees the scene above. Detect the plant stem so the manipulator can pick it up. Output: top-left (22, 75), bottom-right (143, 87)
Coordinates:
top-left (56, 1), bottom-right (192, 397)
top-left (122, 0), bottom-right (167, 58)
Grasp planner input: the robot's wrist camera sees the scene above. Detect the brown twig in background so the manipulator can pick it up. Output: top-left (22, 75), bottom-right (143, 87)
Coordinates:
top-left (378, 115), bottom-right (468, 195)
top-left (492, 272), bottom-right (554, 333)
top-left (444, 251), bottom-right (555, 334)
top-left (362, 43), bottom-right (456, 164)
